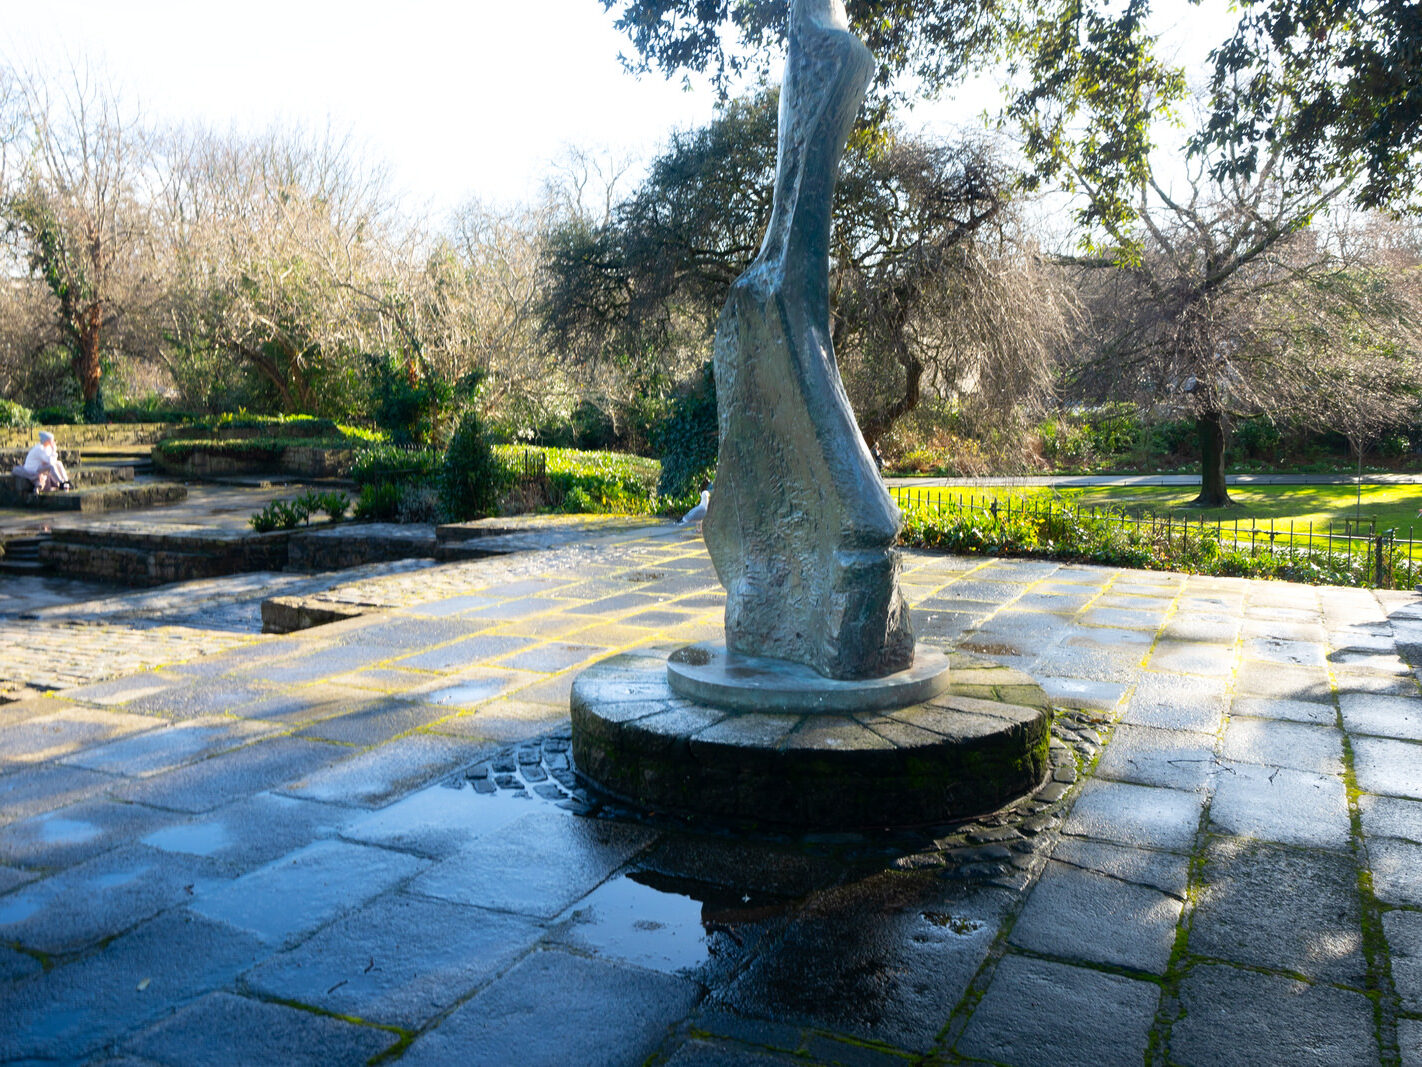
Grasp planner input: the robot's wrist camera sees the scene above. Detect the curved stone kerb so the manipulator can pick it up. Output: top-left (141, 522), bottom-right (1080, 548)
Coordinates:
top-left (571, 652), bottom-right (1052, 828)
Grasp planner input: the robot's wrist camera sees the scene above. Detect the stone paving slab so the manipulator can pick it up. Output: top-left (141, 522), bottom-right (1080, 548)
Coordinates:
top-left (409, 809), bottom-right (657, 918)
top-left (1008, 860), bottom-right (1182, 973)
top-left (1208, 761), bottom-right (1352, 850)
top-left (715, 877), bottom-right (1012, 1053)
top-left (1060, 778), bottom-right (1203, 852)
top-left (1, 528), bottom-right (1422, 1062)
top-left (1385, 910), bottom-right (1422, 1014)
top-left (0, 911), bottom-right (267, 1062)
top-left (0, 842), bottom-right (232, 953)
top-left (189, 838), bottom-right (428, 946)
top-left (0, 706), bottom-right (160, 769)
top-left (0, 797), bottom-right (181, 868)
top-left (1170, 963), bottom-right (1378, 1067)
top-left (279, 734), bottom-right (495, 808)
top-left (1048, 835), bottom-right (1191, 898)
top-left (1189, 838), bottom-right (1366, 984)
top-left (955, 953), bottom-right (1158, 1067)
top-left (60, 716), bottom-right (276, 778)
top-left (120, 990), bottom-right (399, 1065)
top-left (243, 893), bottom-right (545, 1027)
top-left (141, 792), bottom-right (355, 872)
top-left (1121, 670), bottom-right (1229, 732)
top-left (1220, 716), bottom-right (1344, 775)
top-left (109, 736), bottom-right (350, 813)
top-left (0, 761), bottom-right (118, 822)
top-left (1094, 723), bottom-right (1219, 792)
top-left (397, 948), bottom-right (701, 1067)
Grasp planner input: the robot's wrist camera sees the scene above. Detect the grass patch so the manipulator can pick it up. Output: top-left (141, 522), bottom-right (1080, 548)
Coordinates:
top-left (493, 445), bottom-right (663, 515)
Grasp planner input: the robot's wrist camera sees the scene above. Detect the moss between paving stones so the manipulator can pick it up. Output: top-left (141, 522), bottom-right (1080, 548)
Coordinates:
top-left (1342, 729), bottom-right (1403, 1064)
top-left (570, 652), bottom-right (1053, 829)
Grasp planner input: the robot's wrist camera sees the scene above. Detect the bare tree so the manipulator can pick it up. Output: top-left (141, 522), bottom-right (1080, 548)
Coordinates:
top-left (540, 94), bottom-right (1075, 450)
top-left (432, 200), bottom-right (574, 423)
top-left (154, 123), bottom-right (401, 414)
top-left (1061, 127), bottom-right (1385, 506)
top-left (543, 146), bottom-right (640, 229)
top-left (1, 61), bottom-right (157, 420)
top-left (1263, 239), bottom-right (1422, 517)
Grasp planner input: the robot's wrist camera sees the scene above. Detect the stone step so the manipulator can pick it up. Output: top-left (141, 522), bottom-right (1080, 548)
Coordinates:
top-left (0, 558), bottom-right (46, 575)
top-left (1, 537), bottom-right (46, 562)
top-left (80, 464), bottom-right (136, 480)
top-left (0, 482), bottom-right (187, 513)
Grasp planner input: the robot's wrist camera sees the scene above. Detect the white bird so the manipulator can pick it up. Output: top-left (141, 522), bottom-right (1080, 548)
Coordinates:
top-left (680, 489), bottom-right (711, 525)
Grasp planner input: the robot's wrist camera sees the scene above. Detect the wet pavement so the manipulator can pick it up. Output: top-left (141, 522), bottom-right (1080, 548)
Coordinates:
top-left (0, 481), bottom-right (314, 539)
top-left (1, 523), bottom-right (1421, 1064)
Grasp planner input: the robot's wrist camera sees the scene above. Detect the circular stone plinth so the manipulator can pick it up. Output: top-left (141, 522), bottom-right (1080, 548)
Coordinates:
top-left (665, 642), bottom-right (951, 714)
top-left (571, 650), bottom-right (1052, 828)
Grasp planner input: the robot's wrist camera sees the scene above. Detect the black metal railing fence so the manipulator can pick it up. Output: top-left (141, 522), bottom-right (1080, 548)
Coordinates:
top-left (891, 487), bottom-right (1419, 590)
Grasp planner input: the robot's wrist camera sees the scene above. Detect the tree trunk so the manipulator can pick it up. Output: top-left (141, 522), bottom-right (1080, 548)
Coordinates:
top-left (1190, 409), bottom-right (1233, 507)
top-left (76, 305), bottom-right (105, 424)
top-left (859, 340), bottom-right (923, 449)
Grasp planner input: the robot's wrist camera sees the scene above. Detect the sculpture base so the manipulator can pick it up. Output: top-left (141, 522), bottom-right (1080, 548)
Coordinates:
top-left (570, 649), bottom-right (1051, 829)
top-left (665, 642), bottom-right (950, 714)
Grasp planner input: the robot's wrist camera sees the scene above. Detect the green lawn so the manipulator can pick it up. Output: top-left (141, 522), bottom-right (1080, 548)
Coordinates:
top-left (894, 483), bottom-right (1422, 534)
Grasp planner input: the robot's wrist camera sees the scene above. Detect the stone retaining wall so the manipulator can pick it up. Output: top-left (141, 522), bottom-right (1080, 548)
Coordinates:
top-left (286, 524), bottom-right (437, 571)
top-left (0, 448), bottom-right (81, 468)
top-left (37, 521), bottom-right (433, 586)
top-left (0, 424), bottom-right (170, 448)
top-left (171, 420), bottom-right (339, 441)
top-left (154, 446), bottom-right (355, 479)
top-left (40, 527), bottom-right (292, 585)
top-left (3, 482), bottom-right (185, 513)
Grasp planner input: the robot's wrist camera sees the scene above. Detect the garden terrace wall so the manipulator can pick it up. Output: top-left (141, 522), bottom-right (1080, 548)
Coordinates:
top-left (1, 482), bottom-right (184, 513)
top-left (285, 523), bottom-right (438, 571)
top-left (173, 419), bottom-right (341, 441)
top-left (0, 424), bottom-right (170, 449)
top-left (39, 528), bottom-right (295, 586)
top-left (154, 446), bottom-right (356, 479)
top-left (38, 521), bottom-right (435, 586)
top-left (0, 448), bottom-right (81, 469)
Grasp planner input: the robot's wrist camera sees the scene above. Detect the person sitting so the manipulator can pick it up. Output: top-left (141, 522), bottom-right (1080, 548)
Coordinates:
top-left (23, 431), bottom-right (72, 492)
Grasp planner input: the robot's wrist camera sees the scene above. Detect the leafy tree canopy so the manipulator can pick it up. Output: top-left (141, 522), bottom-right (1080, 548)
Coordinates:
top-left (1197, 0), bottom-right (1422, 212)
top-left (600, 0), bottom-right (1422, 239)
top-left (541, 89), bottom-right (1071, 447)
top-left (601, 0), bottom-right (1001, 122)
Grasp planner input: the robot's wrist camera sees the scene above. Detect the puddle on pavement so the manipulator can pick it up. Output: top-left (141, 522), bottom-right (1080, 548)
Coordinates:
top-left (38, 817), bottom-right (102, 845)
top-left (555, 868), bottom-right (789, 975)
top-left (0, 896), bottom-right (42, 924)
top-left (0, 573), bottom-right (127, 617)
top-left (343, 781), bottom-right (535, 854)
top-left (91, 864), bottom-right (152, 889)
top-left (440, 708), bottom-right (1103, 968)
top-left (424, 679), bottom-right (513, 707)
top-left (143, 822), bottom-right (234, 857)
top-left (921, 910), bottom-right (986, 936)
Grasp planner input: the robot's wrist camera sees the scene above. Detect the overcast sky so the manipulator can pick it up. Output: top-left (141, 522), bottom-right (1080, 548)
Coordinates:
top-left (0, 0), bottom-right (1227, 223)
